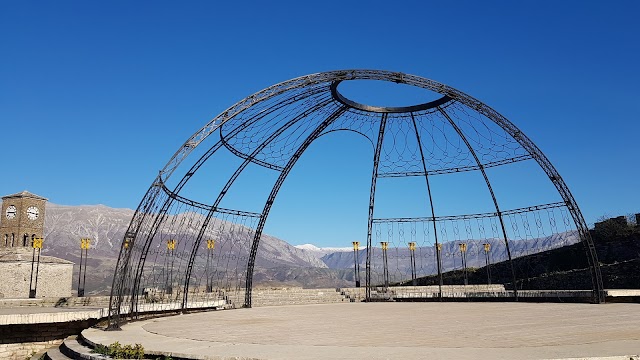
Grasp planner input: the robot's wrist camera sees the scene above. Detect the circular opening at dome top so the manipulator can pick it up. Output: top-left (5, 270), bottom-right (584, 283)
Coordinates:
top-left (332, 79), bottom-right (450, 113)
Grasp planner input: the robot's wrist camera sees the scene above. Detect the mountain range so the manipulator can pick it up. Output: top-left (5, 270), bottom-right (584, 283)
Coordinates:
top-left (29, 203), bottom-right (577, 295)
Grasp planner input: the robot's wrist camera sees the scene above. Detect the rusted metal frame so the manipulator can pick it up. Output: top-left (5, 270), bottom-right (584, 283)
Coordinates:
top-left (180, 98), bottom-right (335, 308)
top-left (244, 105), bottom-right (348, 307)
top-left (438, 107), bottom-right (519, 299)
top-left (410, 113), bottom-right (443, 299)
top-left (365, 113), bottom-right (388, 301)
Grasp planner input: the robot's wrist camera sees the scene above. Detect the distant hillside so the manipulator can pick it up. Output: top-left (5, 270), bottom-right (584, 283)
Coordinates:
top-left (321, 232), bottom-right (579, 274)
top-left (33, 203), bottom-right (628, 295)
top-left (41, 203), bottom-right (348, 295)
top-left (408, 219), bottom-right (640, 290)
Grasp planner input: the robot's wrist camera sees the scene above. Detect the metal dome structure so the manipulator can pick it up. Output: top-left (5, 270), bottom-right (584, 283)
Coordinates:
top-left (108, 70), bottom-right (603, 328)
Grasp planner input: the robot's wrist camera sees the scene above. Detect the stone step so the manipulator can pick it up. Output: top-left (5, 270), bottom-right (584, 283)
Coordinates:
top-left (44, 346), bottom-right (71, 360)
top-left (30, 348), bottom-right (50, 360)
top-left (60, 334), bottom-right (110, 360)
top-left (252, 296), bottom-right (346, 300)
top-left (252, 300), bottom-right (348, 306)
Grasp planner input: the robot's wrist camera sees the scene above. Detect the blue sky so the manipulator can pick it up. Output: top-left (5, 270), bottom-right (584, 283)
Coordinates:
top-left (1, 1), bottom-right (639, 246)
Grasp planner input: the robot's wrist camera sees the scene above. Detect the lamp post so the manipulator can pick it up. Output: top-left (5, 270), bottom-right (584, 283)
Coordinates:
top-left (166, 239), bottom-right (176, 295)
top-left (352, 241), bottom-right (361, 288)
top-left (458, 243), bottom-right (468, 286)
top-left (408, 242), bottom-right (417, 286)
top-left (435, 243), bottom-right (443, 299)
top-left (483, 243), bottom-right (492, 285)
top-left (205, 239), bottom-right (215, 293)
top-left (78, 238), bottom-right (90, 297)
top-left (29, 237), bottom-right (44, 298)
top-left (380, 242), bottom-right (389, 289)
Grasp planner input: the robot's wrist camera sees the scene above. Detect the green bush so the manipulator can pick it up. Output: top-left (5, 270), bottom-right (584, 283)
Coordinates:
top-left (91, 341), bottom-right (145, 359)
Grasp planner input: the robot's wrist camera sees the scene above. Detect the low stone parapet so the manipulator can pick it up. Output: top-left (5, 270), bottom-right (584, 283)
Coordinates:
top-left (0, 296), bottom-right (111, 309)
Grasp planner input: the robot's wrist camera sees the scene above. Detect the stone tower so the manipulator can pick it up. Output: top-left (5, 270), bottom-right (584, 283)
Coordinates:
top-left (1, 191), bottom-right (47, 248)
top-left (0, 191), bottom-right (73, 298)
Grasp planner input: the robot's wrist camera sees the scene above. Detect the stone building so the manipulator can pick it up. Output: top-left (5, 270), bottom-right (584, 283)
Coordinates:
top-left (0, 191), bottom-right (73, 299)
top-left (1, 191), bottom-right (47, 248)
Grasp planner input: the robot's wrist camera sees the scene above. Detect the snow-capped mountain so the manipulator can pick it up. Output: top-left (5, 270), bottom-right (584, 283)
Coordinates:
top-left (294, 244), bottom-right (353, 258)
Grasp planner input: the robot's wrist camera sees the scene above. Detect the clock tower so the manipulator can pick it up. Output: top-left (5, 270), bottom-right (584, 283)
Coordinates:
top-left (1, 191), bottom-right (47, 248)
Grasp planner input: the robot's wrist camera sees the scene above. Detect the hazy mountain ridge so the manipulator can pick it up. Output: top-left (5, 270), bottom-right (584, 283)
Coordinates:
top-left (40, 203), bottom-right (336, 294)
top-left (43, 203), bottom-right (134, 257)
top-left (31, 203), bottom-right (579, 294)
top-left (321, 232), bottom-right (579, 275)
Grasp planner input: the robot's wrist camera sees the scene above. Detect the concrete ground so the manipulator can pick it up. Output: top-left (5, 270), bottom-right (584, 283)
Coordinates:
top-left (83, 302), bottom-right (640, 360)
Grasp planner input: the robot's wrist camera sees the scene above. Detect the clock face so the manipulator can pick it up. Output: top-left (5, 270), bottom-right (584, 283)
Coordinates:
top-left (27, 206), bottom-right (39, 220)
top-left (5, 205), bottom-right (17, 220)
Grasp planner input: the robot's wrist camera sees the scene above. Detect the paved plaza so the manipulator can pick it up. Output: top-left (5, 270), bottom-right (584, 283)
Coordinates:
top-left (83, 302), bottom-right (640, 359)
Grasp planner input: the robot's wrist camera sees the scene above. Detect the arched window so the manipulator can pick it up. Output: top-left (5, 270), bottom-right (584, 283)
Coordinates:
top-left (23, 234), bottom-right (28, 247)
top-left (11, 233), bottom-right (15, 247)
top-left (3, 234), bottom-right (7, 247)
top-left (31, 234), bottom-right (36, 247)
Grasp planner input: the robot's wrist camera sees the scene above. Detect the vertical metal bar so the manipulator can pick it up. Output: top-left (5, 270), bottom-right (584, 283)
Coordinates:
top-left (486, 251), bottom-right (492, 285)
top-left (365, 113), bottom-right (388, 301)
top-left (205, 248), bottom-right (211, 293)
top-left (410, 249), bottom-right (416, 286)
top-left (82, 248), bottom-right (88, 296)
top-left (382, 246), bottom-right (389, 289)
top-left (463, 249), bottom-right (468, 286)
top-left (412, 252), bottom-right (416, 285)
top-left (33, 248), bottom-right (41, 297)
top-left (410, 114), bottom-right (443, 299)
top-left (356, 250), bottom-right (360, 287)
top-left (29, 246), bottom-right (36, 298)
top-left (353, 247), bottom-right (360, 287)
top-left (78, 246), bottom-right (84, 297)
top-left (169, 250), bottom-right (175, 296)
top-left (438, 108), bottom-right (519, 299)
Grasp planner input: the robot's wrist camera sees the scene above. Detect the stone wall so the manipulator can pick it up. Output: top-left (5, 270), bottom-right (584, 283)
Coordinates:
top-left (0, 249), bottom-right (73, 299)
top-left (0, 319), bottom-right (97, 360)
top-left (0, 296), bottom-right (111, 308)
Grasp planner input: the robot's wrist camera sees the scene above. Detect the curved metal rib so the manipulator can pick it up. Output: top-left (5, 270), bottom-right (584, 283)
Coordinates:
top-left (330, 80), bottom-right (452, 113)
top-left (365, 113), bottom-right (388, 301)
top-left (244, 105), bottom-right (348, 307)
top-left (180, 97), bottom-right (335, 308)
top-left (409, 113), bottom-right (443, 299)
top-left (437, 107), bottom-right (519, 299)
